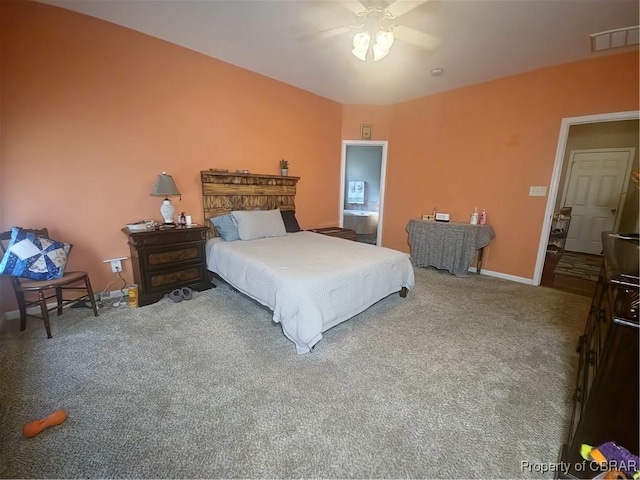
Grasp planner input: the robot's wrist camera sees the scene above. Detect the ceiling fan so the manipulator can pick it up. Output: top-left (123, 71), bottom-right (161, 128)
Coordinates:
top-left (310, 0), bottom-right (440, 60)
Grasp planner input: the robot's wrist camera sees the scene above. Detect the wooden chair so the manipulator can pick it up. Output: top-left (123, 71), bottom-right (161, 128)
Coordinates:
top-left (0, 228), bottom-right (99, 338)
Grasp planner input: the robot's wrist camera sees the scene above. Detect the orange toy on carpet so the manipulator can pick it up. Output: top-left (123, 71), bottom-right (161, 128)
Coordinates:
top-left (22, 409), bottom-right (67, 438)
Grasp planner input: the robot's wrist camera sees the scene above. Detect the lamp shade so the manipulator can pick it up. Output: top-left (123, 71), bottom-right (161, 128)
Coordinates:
top-left (151, 172), bottom-right (181, 197)
top-left (151, 172), bottom-right (181, 224)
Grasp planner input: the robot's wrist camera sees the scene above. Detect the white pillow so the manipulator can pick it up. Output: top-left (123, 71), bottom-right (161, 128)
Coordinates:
top-left (231, 209), bottom-right (286, 241)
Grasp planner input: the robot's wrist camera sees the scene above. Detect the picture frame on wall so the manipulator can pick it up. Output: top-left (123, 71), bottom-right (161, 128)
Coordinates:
top-left (360, 124), bottom-right (372, 140)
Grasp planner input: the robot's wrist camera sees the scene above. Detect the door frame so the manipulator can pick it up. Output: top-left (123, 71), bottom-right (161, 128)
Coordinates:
top-left (340, 140), bottom-right (388, 246)
top-left (532, 110), bottom-right (639, 285)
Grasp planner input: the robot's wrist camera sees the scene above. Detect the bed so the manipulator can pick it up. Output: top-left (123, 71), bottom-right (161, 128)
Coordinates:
top-left (201, 171), bottom-right (415, 353)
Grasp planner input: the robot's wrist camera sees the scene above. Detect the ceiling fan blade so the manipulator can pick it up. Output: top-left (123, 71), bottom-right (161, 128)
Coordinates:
top-left (386, 0), bottom-right (429, 18)
top-left (342, 1), bottom-right (367, 15)
top-left (316, 25), bottom-right (353, 39)
top-left (393, 25), bottom-right (440, 50)
top-left (298, 25), bottom-right (353, 43)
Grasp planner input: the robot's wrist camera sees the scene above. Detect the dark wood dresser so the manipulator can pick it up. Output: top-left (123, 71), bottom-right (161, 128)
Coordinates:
top-left (558, 232), bottom-right (639, 479)
top-left (122, 225), bottom-right (213, 306)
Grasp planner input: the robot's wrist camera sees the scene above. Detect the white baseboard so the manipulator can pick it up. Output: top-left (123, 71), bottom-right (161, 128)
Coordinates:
top-left (399, 253), bottom-right (534, 285)
top-left (2, 288), bottom-right (129, 321)
top-left (406, 254), bottom-right (535, 285)
top-left (468, 266), bottom-right (534, 285)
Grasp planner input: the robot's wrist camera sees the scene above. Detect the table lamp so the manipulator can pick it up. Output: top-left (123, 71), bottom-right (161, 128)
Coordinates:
top-left (151, 172), bottom-right (181, 224)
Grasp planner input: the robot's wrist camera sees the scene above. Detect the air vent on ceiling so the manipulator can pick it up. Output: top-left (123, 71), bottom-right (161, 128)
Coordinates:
top-left (591, 25), bottom-right (639, 52)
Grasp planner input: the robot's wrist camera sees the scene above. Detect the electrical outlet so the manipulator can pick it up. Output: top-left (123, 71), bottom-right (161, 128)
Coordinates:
top-left (103, 256), bottom-right (127, 273)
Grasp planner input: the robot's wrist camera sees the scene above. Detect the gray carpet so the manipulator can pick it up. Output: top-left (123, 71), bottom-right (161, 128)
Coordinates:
top-left (0, 268), bottom-right (590, 479)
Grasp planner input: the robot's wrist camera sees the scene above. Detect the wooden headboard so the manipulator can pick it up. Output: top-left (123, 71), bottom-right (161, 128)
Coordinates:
top-left (201, 171), bottom-right (300, 237)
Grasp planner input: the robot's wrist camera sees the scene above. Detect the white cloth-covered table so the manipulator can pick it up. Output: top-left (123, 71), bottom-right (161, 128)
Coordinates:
top-left (406, 219), bottom-right (495, 276)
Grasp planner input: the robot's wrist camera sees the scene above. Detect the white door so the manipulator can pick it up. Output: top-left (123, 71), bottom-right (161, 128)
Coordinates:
top-left (561, 148), bottom-right (634, 254)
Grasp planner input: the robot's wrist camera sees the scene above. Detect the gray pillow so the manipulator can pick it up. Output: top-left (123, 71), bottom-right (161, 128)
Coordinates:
top-left (210, 214), bottom-right (240, 241)
top-left (231, 209), bottom-right (286, 241)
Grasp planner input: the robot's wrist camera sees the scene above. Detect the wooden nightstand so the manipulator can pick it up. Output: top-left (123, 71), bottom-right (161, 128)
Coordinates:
top-left (122, 225), bottom-right (214, 306)
top-left (307, 227), bottom-right (357, 241)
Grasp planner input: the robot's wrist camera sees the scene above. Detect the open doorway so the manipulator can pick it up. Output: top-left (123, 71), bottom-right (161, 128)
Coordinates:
top-left (534, 111), bottom-right (639, 294)
top-left (340, 141), bottom-right (388, 246)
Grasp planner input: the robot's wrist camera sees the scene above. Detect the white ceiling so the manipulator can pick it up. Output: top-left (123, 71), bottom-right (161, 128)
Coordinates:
top-left (40, 0), bottom-right (639, 105)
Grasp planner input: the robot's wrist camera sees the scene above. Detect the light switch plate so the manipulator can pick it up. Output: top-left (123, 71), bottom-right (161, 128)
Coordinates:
top-left (529, 186), bottom-right (547, 196)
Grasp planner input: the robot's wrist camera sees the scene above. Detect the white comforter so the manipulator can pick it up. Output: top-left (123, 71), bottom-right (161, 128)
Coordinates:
top-left (206, 231), bottom-right (415, 354)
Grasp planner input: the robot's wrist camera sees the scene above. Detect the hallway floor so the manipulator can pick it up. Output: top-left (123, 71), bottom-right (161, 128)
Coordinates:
top-left (540, 251), bottom-right (597, 298)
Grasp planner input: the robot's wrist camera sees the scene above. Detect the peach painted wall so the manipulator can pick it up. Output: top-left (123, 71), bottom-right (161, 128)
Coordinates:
top-left (341, 106), bottom-right (393, 142)
top-left (366, 51), bottom-right (638, 279)
top-left (1, 2), bottom-right (638, 316)
top-left (0, 1), bottom-right (342, 313)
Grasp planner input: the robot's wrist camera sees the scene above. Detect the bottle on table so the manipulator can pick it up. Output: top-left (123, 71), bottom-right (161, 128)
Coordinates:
top-left (470, 207), bottom-right (479, 225)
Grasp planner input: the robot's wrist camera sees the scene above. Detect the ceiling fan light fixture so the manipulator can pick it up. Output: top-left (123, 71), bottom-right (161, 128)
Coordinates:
top-left (372, 45), bottom-right (390, 61)
top-left (352, 31), bottom-right (370, 49)
top-left (350, 8), bottom-right (397, 61)
top-left (375, 30), bottom-right (395, 51)
top-left (352, 48), bottom-right (367, 61)
top-left (352, 31), bottom-right (371, 61)
top-left (372, 30), bottom-right (394, 61)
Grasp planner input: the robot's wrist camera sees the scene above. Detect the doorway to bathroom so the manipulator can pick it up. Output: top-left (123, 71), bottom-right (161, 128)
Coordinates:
top-left (340, 141), bottom-right (388, 246)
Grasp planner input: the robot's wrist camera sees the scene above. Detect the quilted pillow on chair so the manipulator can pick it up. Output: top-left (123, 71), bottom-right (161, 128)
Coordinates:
top-left (0, 227), bottom-right (71, 280)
